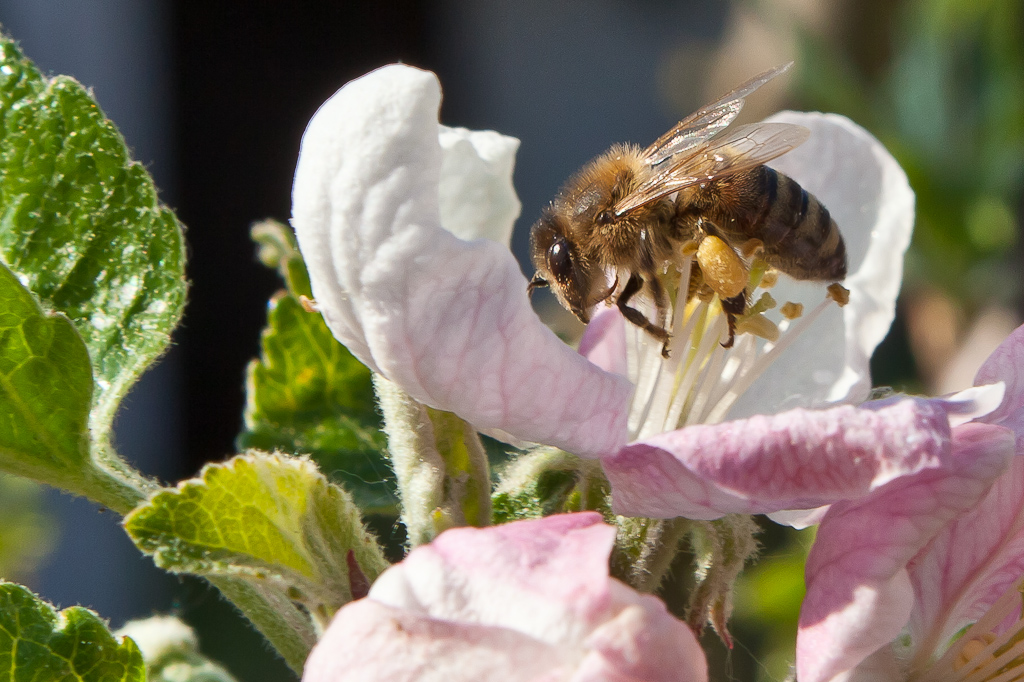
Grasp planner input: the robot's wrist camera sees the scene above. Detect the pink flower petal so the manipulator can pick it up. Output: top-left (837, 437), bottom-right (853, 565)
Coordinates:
top-left (603, 399), bottom-right (954, 519)
top-left (975, 323), bottom-right (1024, 438)
top-left (291, 64), bottom-right (631, 457)
top-left (303, 598), bottom-right (575, 682)
top-left (906, 456), bottom-right (1024, 654)
top-left (897, 325), bottom-right (1024, 655)
top-left (796, 423), bottom-right (1015, 682)
top-left (573, 584), bottom-right (708, 682)
top-left (306, 514), bottom-right (707, 682)
top-left (369, 512), bottom-right (617, 644)
top-left (578, 307), bottom-right (628, 378)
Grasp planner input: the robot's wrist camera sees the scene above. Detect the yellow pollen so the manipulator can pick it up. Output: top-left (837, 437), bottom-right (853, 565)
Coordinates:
top-left (780, 302), bottom-right (804, 319)
top-left (696, 236), bottom-right (747, 299)
top-left (759, 269), bottom-right (779, 288)
top-left (827, 283), bottom-right (850, 306)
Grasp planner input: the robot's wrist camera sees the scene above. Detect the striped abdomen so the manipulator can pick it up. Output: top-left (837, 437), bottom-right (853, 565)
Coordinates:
top-left (749, 165), bottom-right (846, 280)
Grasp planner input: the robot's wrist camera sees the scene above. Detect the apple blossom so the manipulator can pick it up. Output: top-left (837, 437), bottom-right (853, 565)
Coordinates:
top-left (795, 324), bottom-right (1024, 682)
top-left (290, 63), bottom-right (986, 527)
top-left (302, 512), bottom-right (707, 682)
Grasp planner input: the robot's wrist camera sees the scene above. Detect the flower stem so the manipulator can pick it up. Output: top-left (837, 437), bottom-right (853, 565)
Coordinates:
top-left (373, 374), bottom-right (491, 547)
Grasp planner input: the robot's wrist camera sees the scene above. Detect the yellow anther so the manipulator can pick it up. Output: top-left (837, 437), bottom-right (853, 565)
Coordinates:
top-left (952, 634), bottom-right (996, 673)
top-left (827, 283), bottom-right (850, 306)
top-left (780, 302), bottom-right (804, 319)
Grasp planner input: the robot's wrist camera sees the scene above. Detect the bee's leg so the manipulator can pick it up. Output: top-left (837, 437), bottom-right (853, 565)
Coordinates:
top-left (720, 293), bottom-right (746, 348)
top-left (646, 274), bottom-right (672, 358)
top-left (617, 273), bottom-right (671, 351)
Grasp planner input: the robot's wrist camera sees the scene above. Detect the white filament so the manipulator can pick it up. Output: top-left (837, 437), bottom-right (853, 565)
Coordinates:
top-left (625, 254), bottom-right (842, 440)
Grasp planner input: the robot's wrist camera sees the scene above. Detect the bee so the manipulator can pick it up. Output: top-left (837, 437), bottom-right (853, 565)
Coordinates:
top-left (527, 63), bottom-right (846, 352)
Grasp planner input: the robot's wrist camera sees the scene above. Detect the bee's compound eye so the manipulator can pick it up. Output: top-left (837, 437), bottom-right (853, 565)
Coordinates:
top-left (596, 210), bottom-right (614, 225)
top-left (547, 239), bottom-right (573, 280)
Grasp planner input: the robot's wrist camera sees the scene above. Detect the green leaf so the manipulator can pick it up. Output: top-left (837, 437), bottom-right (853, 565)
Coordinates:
top-left (0, 474), bottom-right (56, 580)
top-left (241, 220), bottom-right (394, 514)
top-left (0, 262), bottom-right (143, 510)
top-left (0, 261), bottom-right (91, 482)
top-left (0, 581), bottom-right (145, 682)
top-left (124, 452), bottom-right (390, 670)
top-left (0, 37), bottom-right (186, 437)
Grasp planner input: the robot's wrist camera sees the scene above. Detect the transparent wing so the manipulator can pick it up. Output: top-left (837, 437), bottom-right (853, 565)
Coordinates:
top-left (613, 122), bottom-right (810, 215)
top-left (641, 62), bottom-right (793, 166)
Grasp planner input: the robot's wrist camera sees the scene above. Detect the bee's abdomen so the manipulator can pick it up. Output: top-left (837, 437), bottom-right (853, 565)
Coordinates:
top-left (755, 166), bottom-right (846, 281)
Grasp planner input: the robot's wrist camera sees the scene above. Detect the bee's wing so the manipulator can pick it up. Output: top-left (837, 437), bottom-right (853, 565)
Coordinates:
top-left (613, 122), bottom-right (810, 216)
top-left (641, 62), bottom-right (793, 166)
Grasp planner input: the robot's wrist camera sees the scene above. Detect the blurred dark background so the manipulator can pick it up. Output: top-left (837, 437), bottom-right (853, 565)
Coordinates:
top-left (0, 1), bottom-right (1020, 681)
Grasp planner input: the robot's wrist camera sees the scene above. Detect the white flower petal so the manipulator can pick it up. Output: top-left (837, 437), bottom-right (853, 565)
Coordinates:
top-left (291, 64), bottom-right (631, 457)
top-left (728, 112), bottom-right (914, 418)
top-left (438, 126), bottom-right (521, 245)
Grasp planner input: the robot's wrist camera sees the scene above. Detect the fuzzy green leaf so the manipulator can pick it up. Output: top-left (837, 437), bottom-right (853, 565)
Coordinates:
top-left (0, 262), bottom-right (91, 480)
top-left (0, 261), bottom-right (149, 512)
top-left (0, 37), bottom-right (186, 436)
top-left (242, 220), bottom-right (394, 514)
top-left (0, 581), bottom-right (145, 682)
top-left (124, 452), bottom-right (390, 670)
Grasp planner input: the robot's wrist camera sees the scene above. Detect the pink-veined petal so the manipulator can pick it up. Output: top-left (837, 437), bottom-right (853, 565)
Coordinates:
top-left (303, 598), bottom-right (576, 682)
top-left (572, 584), bottom-right (707, 682)
top-left (603, 398), bottom-right (953, 520)
top-left (900, 326), bottom-right (1024, 657)
top-left (369, 513), bottom-right (616, 645)
top-left (578, 307), bottom-right (628, 378)
top-left (796, 423), bottom-right (1015, 682)
top-left (291, 64), bottom-right (631, 457)
top-left (306, 514), bottom-right (707, 682)
top-left (975, 323), bottom-right (1024, 439)
top-left (800, 569), bottom-right (915, 682)
top-left (729, 113), bottom-right (915, 419)
top-left (906, 457), bottom-right (1024, 660)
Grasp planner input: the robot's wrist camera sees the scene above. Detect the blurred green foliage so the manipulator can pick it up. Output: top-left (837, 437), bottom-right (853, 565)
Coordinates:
top-left (0, 475), bottom-right (54, 581)
top-left (796, 0), bottom-right (1024, 307)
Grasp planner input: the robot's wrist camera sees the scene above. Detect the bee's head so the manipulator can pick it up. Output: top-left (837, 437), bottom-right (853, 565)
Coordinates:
top-left (528, 209), bottom-right (606, 323)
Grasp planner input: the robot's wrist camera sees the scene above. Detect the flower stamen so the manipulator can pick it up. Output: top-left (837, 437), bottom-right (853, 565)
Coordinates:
top-left (624, 253), bottom-right (844, 438)
top-left (919, 576), bottom-right (1024, 682)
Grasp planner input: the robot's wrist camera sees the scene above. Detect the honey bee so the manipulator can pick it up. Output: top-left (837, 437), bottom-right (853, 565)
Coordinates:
top-left (528, 63), bottom-right (846, 352)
